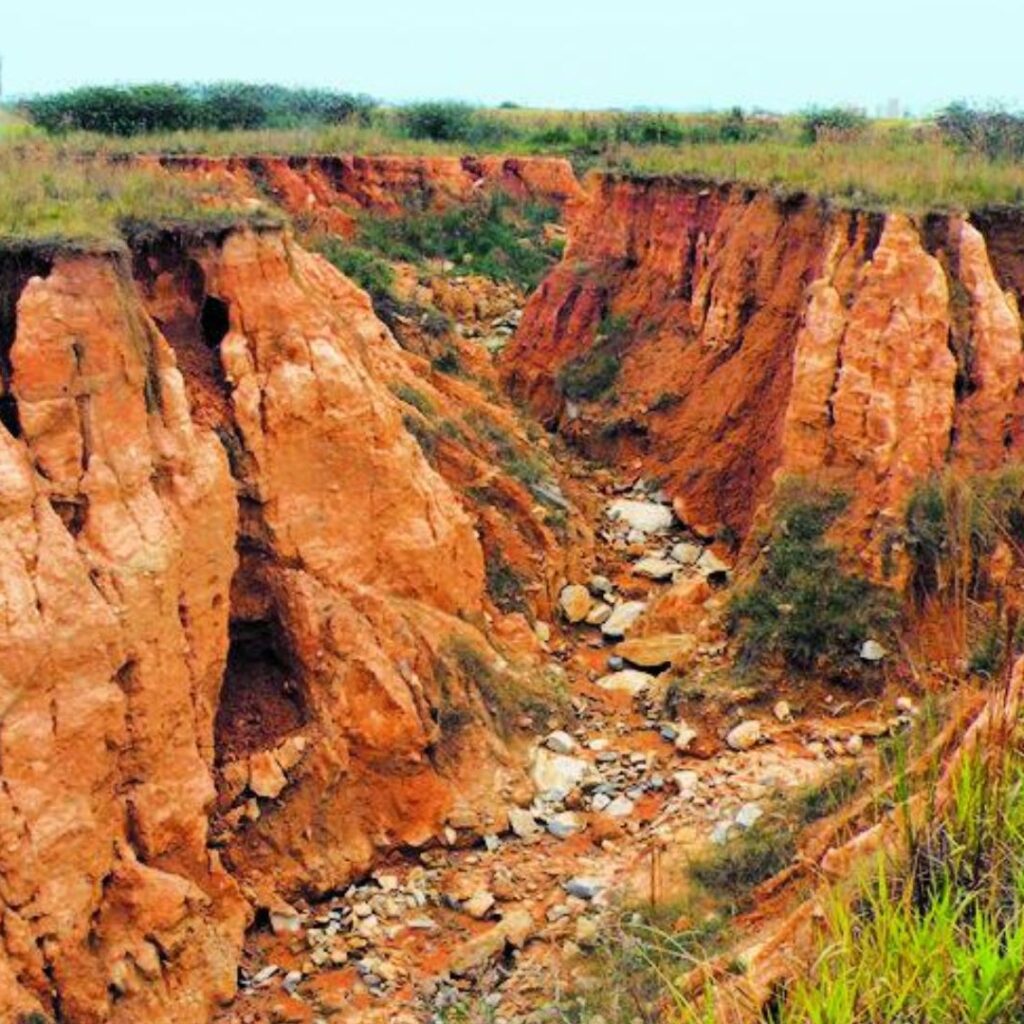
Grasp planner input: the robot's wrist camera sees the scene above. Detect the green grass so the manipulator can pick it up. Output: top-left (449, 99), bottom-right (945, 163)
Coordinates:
top-left (352, 192), bottom-right (562, 290)
top-left (729, 478), bottom-right (898, 678)
top-left (14, 105), bottom-right (1024, 212)
top-left (771, 751), bottom-right (1024, 1024)
top-left (0, 144), bottom-right (273, 243)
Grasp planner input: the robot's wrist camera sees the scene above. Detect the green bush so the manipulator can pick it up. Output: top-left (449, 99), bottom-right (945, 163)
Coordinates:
top-left (729, 481), bottom-right (896, 674)
top-left (689, 822), bottom-right (795, 902)
top-left (315, 239), bottom-right (395, 304)
top-left (556, 314), bottom-right (629, 402)
top-left (397, 101), bottom-right (477, 141)
top-left (937, 102), bottom-right (1024, 161)
top-left (20, 83), bottom-right (376, 136)
top-left (800, 106), bottom-right (869, 143)
top-left (354, 193), bottom-right (559, 290)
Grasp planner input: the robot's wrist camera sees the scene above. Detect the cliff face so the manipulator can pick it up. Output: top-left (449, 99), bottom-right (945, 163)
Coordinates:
top-left (0, 247), bottom-right (246, 1023)
top-left (156, 154), bottom-right (585, 235)
top-left (503, 175), bottom-right (1024, 571)
top-left (0, 223), bottom-right (558, 1022)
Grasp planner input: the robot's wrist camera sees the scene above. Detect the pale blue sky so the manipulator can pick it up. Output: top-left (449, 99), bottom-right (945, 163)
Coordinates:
top-left (3, 0), bottom-right (1022, 113)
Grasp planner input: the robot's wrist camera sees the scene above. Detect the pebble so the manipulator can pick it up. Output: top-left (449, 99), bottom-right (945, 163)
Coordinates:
top-left (545, 730), bottom-right (578, 755)
top-left (564, 877), bottom-right (604, 900)
top-left (735, 803), bottom-right (763, 829)
top-left (726, 720), bottom-right (762, 751)
top-left (773, 700), bottom-right (792, 723)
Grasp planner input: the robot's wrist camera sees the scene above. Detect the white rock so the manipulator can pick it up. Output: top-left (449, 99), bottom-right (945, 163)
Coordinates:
top-left (673, 770), bottom-right (699, 794)
top-left (507, 807), bottom-right (540, 839)
top-left (530, 747), bottom-right (590, 796)
top-left (670, 541), bottom-right (703, 565)
top-left (601, 600), bottom-right (647, 639)
top-left (595, 669), bottom-right (654, 697)
top-left (607, 499), bottom-right (674, 535)
top-left (545, 730), bottom-right (578, 755)
top-left (845, 734), bottom-right (864, 756)
top-left (534, 620), bottom-right (552, 643)
top-left (735, 803), bottom-right (763, 829)
top-left (696, 549), bottom-right (731, 578)
top-left (726, 720), bottom-right (762, 751)
top-left (674, 724), bottom-right (699, 752)
top-left (604, 795), bottom-right (635, 818)
top-left (586, 601), bottom-right (613, 626)
top-left (632, 557), bottom-right (679, 581)
top-left (860, 639), bottom-right (886, 662)
top-left (773, 700), bottom-right (792, 723)
top-left (588, 575), bottom-right (614, 596)
top-left (711, 821), bottom-right (734, 845)
top-left (895, 695), bottom-right (917, 714)
top-left (546, 811), bottom-right (585, 838)
top-left (564, 877), bottom-right (604, 900)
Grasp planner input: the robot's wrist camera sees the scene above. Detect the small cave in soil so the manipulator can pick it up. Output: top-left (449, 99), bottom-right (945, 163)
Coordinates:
top-left (214, 618), bottom-right (308, 764)
top-left (200, 295), bottom-right (230, 350)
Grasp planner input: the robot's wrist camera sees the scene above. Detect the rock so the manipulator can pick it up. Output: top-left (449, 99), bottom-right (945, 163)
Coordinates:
top-left (670, 541), bottom-right (703, 565)
top-left (448, 910), bottom-right (536, 975)
top-left (591, 793), bottom-right (612, 812)
top-left (589, 574), bottom-right (614, 597)
top-left (632, 557), bottom-right (679, 581)
top-left (249, 751), bottom-right (289, 800)
top-left (507, 805), bottom-right (540, 839)
top-left (773, 700), bottom-right (792, 723)
top-left (534, 620), bottom-right (552, 644)
top-left (560, 584), bottom-right (593, 623)
top-left (735, 803), bottom-right (763, 829)
top-left (711, 821), bottom-right (734, 845)
top-left (845, 734), bottom-right (864, 755)
top-left (586, 601), bottom-right (613, 625)
top-left (601, 601), bottom-right (647, 639)
top-left (595, 669), bottom-right (654, 697)
top-left (616, 633), bottom-right (697, 669)
top-left (545, 730), bottom-right (578, 755)
top-left (546, 811), bottom-right (585, 838)
top-left (463, 892), bottom-right (496, 919)
top-left (726, 720), bottom-right (762, 751)
top-left (269, 905), bottom-right (304, 935)
top-left (895, 696), bottom-right (917, 715)
top-left (696, 549), bottom-right (731, 579)
top-left (606, 655), bottom-right (625, 671)
top-left (673, 770), bottom-right (699, 794)
top-left (607, 499), bottom-right (674, 534)
top-left (604, 795), bottom-right (635, 818)
top-left (674, 724), bottom-right (699, 752)
top-left (530, 480), bottom-right (570, 511)
top-left (860, 639), bottom-right (887, 662)
top-left (530, 747), bottom-right (590, 796)
top-left (564, 877), bottom-right (604, 901)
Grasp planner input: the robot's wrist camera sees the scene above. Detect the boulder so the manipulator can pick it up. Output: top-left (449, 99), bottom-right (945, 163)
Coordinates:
top-left (726, 720), bottom-right (762, 751)
top-left (607, 499), bottom-right (674, 534)
top-left (616, 633), bottom-right (697, 669)
top-left (559, 584), bottom-right (592, 623)
top-left (595, 669), bottom-right (655, 696)
top-left (632, 557), bottom-right (679, 581)
top-left (601, 600), bottom-right (647, 639)
top-left (530, 747), bottom-right (590, 795)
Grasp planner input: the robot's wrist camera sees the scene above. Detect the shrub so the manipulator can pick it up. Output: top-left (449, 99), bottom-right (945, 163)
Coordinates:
top-left (937, 102), bottom-right (1024, 161)
top-left (354, 193), bottom-right (559, 290)
top-left (484, 550), bottom-right (527, 613)
top-left (19, 83), bottom-right (376, 136)
top-left (430, 347), bottom-right (462, 374)
top-left (391, 383), bottom-right (435, 416)
top-left (397, 101), bottom-right (477, 141)
top-left (729, 481), bottom-right (896, 674)
top-left (316, 239), bottom-right (395, 305)
top-left (800, 106), bottom-right (869, 143)
top-left (797, 765), bottom-right (864, 823)
top-left (689, 821), bottom-right (795, 902)
top-left (556, 313), bottom-right (629, 402)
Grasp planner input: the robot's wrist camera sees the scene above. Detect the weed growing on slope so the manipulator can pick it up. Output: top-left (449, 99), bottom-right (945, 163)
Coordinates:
top-left (556, 313), bottom-right (629, 402)
top-left (729, 479), bottom-right (897, 677)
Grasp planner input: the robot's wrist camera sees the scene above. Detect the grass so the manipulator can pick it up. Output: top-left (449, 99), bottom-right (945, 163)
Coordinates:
top-left (13, 109), bottom-right (1024, 212)
top-left (0, 143), bottom-right (273, 244)
top-left (689, 821), bottom-right (797, 904)
top-left (729, 478), bottom-right (898, 678)
top-left (444, 635), bottom-right (567, 733)
top-left (556, 314), bottom-right (629, 402)
top-left (769, 750), bottom-right (1024, 1024)
top-left (352, 192), bottom-right (562, 291)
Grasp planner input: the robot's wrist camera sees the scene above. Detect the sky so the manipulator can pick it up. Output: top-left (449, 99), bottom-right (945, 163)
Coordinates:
top-left (3, 0), bottom-right (1023, 114)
